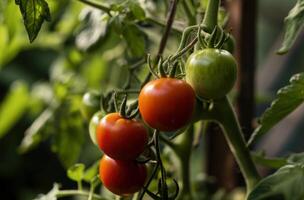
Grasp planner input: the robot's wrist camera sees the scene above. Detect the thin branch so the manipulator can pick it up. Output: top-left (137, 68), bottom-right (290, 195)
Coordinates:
top-left (76, 0), bottom-right (111, 15)
top-left (156, 0), bottom-right (180, 60)
top-left (56, 190), bottom-right (107, 200)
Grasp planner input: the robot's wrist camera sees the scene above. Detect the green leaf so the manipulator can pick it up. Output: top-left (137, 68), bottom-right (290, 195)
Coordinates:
top-left (0, 24), bottom-right (9, 67)
top-left (15, 0), bottom-right (51, 42)
top-left (75, 8), bottom-right (108, 51)
top-left (51, 100), bottom-right (85, 168)
top-left (248, 73), bottom-right (304, 146)
top-left (248, 164), bottom-right (304, 200)
top-left (251, 152), bottom-right (287, 169)
top-left (0, 81), bottom-right (29, 138)
top-left (277, 0), bottom-right (304, 54)
top-left (128, 1), bottom-right (146, 20)
top-left (34, 183), bottom-right (60, 200)
top-left (83, 160), bottom-right (100, 182)
top-left (19, 106), bottom-right (55, 153)
top-left (122, 23), bottom-right (146, 57)
top-left (67, 163), bottom-right (85, 182)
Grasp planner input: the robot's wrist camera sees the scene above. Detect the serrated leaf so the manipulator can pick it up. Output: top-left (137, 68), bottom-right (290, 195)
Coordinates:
top-left (0, 81), bottom-right (29, 138)
top-left (248, 164), bottom-right (304, 200)
top-left (34, 183), bottom-right (60, 200)
top-left (67, 163), bottom-right (85, 182)
top-left (277, 0), bottom-right (304, 54)
top-left (248, 73), bottom-right (304, 146)
top-left (15, 0), bottom-right (51, 42)
top-left (128, 1), bottom-right (146, 20)
top-left (122, 23), bottom-right (146, 57)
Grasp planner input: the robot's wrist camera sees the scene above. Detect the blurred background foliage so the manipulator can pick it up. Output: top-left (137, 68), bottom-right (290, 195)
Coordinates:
top-left (0, 0), bottom-right (303, 199)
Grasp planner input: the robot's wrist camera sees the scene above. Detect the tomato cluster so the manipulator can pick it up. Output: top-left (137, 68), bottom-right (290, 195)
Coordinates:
top-left (90, 112), bottom-right (148, 196)
top-left (85, 42), bottom-right (237, 197)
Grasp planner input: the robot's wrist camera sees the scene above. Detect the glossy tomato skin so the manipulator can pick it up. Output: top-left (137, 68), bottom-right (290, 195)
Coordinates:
top-left (96, 113), bottom-right (148, 160)
top-left (139, 78), bottom-right (196, 132)
top-left (99, 155), bottom-right (147, 195)
top-left (185, 48), bottom-right (237, 100)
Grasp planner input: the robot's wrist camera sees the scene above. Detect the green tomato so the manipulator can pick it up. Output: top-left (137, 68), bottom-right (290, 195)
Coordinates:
top-left (185, 48), bottom-right (237, 100)
top-left (80, 91), bottom-right (100, 121)
top-left (89, 111), bottom-right (104, 145)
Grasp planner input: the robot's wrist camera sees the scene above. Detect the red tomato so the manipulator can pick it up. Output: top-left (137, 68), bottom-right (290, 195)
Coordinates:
top-left (139, 78), bottom-right (196, 132)
top-left (99, 155), bottom-right (147, 195)
top-left (96, 113), bottom-right (148, 160)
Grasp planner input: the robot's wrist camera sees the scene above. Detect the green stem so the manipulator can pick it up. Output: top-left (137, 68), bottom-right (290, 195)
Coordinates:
top-left (202, 0), bottom-right (220, 32)
top-left (181, 0), bottom-right (196, 25)
top-left (211, 97), bottom-right (260, 194)
top-left (174, 126), bottom-right (194, 200)
top-left (76, 0), bottom-right (111, 15)
top-left (77, 180), bottom-right (82, 191)
top-left (56, 190), bottom-right (106, 200)
top-left (75, 0), bottom-right (183, 33)
top-left (154, 130), bottom-right (169, 199)
top-left (145, 17), bottom-right (182, 33)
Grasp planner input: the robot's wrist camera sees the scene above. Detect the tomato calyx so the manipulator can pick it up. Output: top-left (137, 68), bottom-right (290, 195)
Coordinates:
top-left (197, 25), bottom-right (232, 51)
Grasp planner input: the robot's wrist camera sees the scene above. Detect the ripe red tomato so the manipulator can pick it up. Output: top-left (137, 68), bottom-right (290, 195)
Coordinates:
top-left (99, 155), bottom-right (147, 195)
top-left (139, 78), bottom-right (195, 132)
top-left (96, 113), bottom-right (148, 160)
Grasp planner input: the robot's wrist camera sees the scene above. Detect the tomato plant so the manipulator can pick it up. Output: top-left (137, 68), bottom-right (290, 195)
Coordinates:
top-left (185, 48), bottom-right (237, 100)
top-left (96, 112), bottom-right (148, 160)
top-left (3, 0), bottom-right (304, 199)
top-left (99, 155), bottom-right (147, 195)
top-left (139, 78), bottom-right (196, 132)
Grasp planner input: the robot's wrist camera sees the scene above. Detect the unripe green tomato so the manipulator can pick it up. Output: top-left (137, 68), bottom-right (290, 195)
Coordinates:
top-left (80, 91), bottom-right (100, 120)
top-left (185, 48), bottom-right (237, 100)
top-left (89, 111), bottom-right (104, 145)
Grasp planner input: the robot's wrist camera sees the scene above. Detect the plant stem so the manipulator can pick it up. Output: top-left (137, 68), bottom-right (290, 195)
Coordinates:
top-left (75, 0), bottom-right (182, 33)
top-left (156, 0), bottom-right (180, 60)
top-left (174, 125), bottom-right (194, 200)
top-left (77, 180), bottom-right (82, 191)
top-left (76, 0), bottom-right (111, 15)
top-left (202, 0), bottom-right (220, 32)
top-left (56, 190), bottom-right (106, 200)
top-left (141, 0), bottom-right (180, 86)
top-left (145, 17), bottom-right (182, 33)
top-left (181, 0), bottom-right (196, 25)
top-left (154, 130), bottom-right (169, 199)
top-left (137, 162), bottom-right (159, 200)
top-left (211, 97), bottom-right (260, 194)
